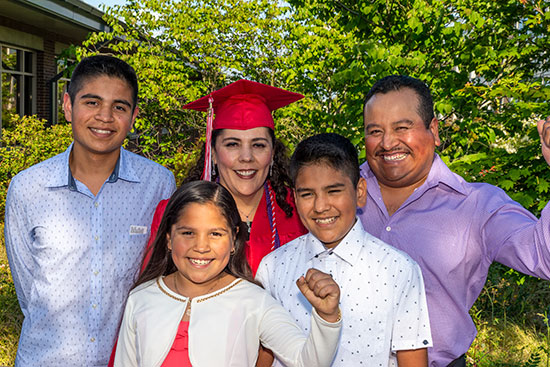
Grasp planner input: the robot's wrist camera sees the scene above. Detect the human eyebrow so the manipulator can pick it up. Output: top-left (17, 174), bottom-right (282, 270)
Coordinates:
top-left (174, 225), bottom-right (193, 231)
top-left (365, 122), bottom-right (382, 131)
top-left (324, 183), bottom-right (346, 190)
top-left (251, 137), bottom-right (270, 143)
top-left (79, 94), bottom-right (132, 108)
top-left (393, 119), bottom-right (414, 126)
top-left (80, 93), bottom-right (102, 100)
top-left (113, 99), bottom-right (132, 108)
top-left (221, 137), bottom-right (241, 143)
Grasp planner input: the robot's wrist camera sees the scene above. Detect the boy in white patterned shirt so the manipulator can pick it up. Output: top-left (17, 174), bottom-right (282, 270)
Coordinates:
top-left (256, 133), bottom-right (432, 366)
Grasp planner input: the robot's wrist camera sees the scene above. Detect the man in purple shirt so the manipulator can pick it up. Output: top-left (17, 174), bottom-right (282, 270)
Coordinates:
top-left (358, 74), bottom-right (550, 367)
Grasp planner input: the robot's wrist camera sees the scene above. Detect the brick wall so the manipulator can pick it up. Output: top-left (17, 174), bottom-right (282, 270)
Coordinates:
top-left (35, 39), bottom-right (57, 121)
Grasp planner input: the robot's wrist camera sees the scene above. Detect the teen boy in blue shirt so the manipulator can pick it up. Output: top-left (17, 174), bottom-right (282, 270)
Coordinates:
top-left (256, 133), bottom-right (432, 366)
top-left (5, 55), bottom-right (175, 366)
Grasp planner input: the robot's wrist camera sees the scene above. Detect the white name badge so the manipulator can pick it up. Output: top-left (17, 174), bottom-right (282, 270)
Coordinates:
top-left (129, 225), bottom-right (148, 235)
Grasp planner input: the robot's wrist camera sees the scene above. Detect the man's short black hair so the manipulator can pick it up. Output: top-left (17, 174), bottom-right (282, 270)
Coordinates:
top-left (290, 133), bottom-right (360, 187)
top-left (363, 75), bottom-right (434, 128)
top-left (67, 55), bottom-right (138, 110)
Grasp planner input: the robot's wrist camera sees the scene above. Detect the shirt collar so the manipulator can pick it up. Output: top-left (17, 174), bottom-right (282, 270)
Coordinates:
top-left (113, 147), bottom-right (140, 183)
top-left (305, 218), bottom-right (365, 266)
top-left (46, 143), bottom-right (140, 189)
top-left (425, 154), bottom-right (468, 195)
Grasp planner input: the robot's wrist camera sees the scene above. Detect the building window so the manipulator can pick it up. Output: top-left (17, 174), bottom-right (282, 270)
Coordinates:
top-left (52, 58), bottom-right (72, 125)
top-left (1, 45), bottom-right (35, 132)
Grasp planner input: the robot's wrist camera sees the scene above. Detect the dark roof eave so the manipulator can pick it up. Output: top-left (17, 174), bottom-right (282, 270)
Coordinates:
top-left (19, 0), bottom-right (109, 32)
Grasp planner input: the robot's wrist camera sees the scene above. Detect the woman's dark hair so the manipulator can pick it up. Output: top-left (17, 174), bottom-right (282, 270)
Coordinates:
top-left (184, 128), bottom-right (294, 217)
top-left (133, 181), bottom-right (256, 290)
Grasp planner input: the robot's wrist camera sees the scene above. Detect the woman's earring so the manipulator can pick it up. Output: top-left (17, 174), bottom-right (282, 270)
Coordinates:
top-left (212, 164), bottom-right (217, 177)
top-left (230, 248), bottom-right (235, 255)
top-left (269, 161), bottom-right (273, 177)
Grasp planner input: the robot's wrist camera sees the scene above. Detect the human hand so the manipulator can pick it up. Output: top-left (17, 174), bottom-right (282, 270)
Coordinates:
top-left (537, 116), bottom-right (550, 165)
top-left (296, 268), bottom-right (340, 323)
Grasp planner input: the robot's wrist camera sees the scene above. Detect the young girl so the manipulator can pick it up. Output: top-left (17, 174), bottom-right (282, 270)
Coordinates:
top-left (114, 181), bottom-right (341, 366)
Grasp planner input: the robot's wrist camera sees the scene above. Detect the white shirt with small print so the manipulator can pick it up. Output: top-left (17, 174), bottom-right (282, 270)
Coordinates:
top-left (256, 219), bottom-right (432, 367)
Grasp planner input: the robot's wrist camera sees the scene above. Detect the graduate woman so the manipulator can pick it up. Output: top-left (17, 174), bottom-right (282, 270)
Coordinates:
top-left (145, 80), bottom-right (307, 274)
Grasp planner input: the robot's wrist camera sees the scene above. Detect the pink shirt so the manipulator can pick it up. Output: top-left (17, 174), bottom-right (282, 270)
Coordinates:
top-left (161, 321), bottom-right (192, 367)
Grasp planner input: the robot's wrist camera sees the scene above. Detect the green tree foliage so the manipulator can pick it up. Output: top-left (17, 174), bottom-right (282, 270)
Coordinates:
top-left (82, 1), bottom-right (550, 183)
top-left (80, 0), bottom-right (328, 171)
top-left (79, 0), bottom-right (374, 165)
top-left (286, 0), bottom-right (550, 212)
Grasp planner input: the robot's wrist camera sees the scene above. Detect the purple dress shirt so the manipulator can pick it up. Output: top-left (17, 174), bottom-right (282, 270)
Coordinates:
top-left (358, 154), bottom-right (550, 367)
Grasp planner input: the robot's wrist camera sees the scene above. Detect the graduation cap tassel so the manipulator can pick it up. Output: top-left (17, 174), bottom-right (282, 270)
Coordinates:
top-left (201, 95), bottom-right (215, 181)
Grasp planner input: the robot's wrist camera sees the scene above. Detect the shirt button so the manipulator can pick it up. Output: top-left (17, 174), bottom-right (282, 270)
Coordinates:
top-left (94, 235), bottom-right (99, 241)
top-left (94, 202), bottom-right (99, 208)
top-left (93, 270), bottom-right (99, 276)
top-left (386, 226), bottom-right (391, 232)
top-left (90, 337), bottom-right (96, 342)
top-left (92, 304), bottom-right (97, 309)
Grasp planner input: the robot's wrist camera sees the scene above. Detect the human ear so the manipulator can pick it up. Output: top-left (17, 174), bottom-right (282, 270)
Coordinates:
top-left (230, 228), bottom-right (238, 254)
top-left (166, 233), bottom-right (172, 251)
top-left (129, 105), bottom-right (139, 131)
top-left (356, 177), bottom-right (367, 207)
top-left (63, 93), bottom-right (73, 123)
top-left (429, 118), bottom-right (441, 147)
top-left (211, 149), bottom-right (218, 166)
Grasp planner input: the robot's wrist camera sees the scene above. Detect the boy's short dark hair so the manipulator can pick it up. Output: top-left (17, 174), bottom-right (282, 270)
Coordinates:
top-left (290, 133), bottom-right (360, 187)
top-left (67, 55), bottom-right (138, 109)
top-left (363, 75), bottom-right (434, 128)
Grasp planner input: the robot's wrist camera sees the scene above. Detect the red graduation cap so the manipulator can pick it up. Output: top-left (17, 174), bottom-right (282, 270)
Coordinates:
top-left (183, 79), bottom-right (304, 180)
top-left (183, 79), bottom-right (304, 130)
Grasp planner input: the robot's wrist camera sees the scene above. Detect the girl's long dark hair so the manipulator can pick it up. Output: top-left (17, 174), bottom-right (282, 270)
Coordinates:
top-left (133, 181), bottom-right (256, 290)
top-left (184, 129), bottom-right (295, 217)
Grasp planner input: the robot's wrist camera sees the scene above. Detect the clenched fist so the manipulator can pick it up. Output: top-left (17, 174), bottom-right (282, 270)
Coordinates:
top-left (296, 268), bottom-right (341, 323)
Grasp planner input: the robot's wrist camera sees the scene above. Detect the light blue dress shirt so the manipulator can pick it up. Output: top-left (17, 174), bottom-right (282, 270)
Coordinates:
top-left (5, 144), bottom-right (176, 367)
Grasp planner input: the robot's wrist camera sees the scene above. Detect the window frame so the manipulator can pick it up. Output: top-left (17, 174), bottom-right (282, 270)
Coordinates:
top-left (0, 43), bottom-right (36, 135)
